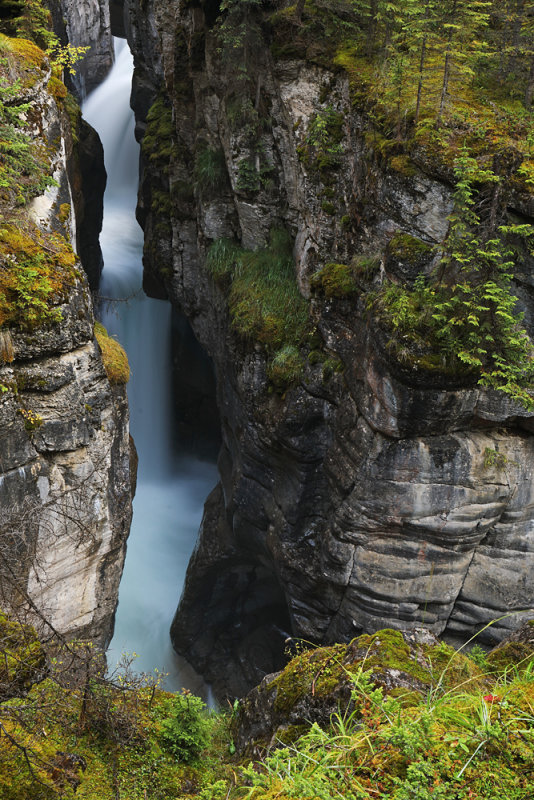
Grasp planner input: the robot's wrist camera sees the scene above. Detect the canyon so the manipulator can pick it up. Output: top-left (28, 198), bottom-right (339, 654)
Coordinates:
top-left (122, 0), bottom-right (534, 699)
top-left (2, 0), bottom-right (534, 703)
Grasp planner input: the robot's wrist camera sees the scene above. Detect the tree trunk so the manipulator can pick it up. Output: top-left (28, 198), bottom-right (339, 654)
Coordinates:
top-left (415, 35), bottom-right (427, 126)
top-left (525, 58), bottom-right (534, 107)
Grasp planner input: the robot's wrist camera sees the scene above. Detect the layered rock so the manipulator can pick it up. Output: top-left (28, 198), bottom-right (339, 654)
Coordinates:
top-left (0, 32), bottom-right (133, 648)
top-left (125, 0), bottom-right (534, 698)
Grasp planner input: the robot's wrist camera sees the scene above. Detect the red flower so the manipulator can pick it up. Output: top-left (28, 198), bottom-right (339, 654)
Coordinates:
top-left (483, 694), bottom-right (500, 703)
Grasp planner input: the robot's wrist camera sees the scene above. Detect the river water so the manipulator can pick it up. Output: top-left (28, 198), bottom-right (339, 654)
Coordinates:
top-left (83, 40), bottom-right (217, 694)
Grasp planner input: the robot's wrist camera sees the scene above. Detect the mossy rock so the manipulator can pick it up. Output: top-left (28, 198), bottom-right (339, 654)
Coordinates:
top-left (385, 231), bottom-right (434, 283)
top-left (0, 609), bottom-right (46, 701)
top-left (94, 322), bottom-right (130, 385)
top-left (233, 628), bottom-right (485, 755)
top-left (311, 262), bottom-right (358, 299)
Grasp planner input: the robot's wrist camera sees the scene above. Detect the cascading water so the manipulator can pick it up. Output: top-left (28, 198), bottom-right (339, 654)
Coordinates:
top-left (83, 40), bottom-right (217, 693)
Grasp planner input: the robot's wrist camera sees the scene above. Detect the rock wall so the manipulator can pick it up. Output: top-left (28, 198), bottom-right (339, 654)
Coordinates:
top-left (125, 0), bottom-right (534, 698)
top-left (0, 28), bottom-right (133, 649)
top-left (47, 0), bottom-right (114, 99)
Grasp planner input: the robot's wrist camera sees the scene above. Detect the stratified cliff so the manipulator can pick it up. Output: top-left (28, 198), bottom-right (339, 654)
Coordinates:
top-left (125, 0), bottom-right (534, 697)
top-left (0, 12), bottom-right (133, 647)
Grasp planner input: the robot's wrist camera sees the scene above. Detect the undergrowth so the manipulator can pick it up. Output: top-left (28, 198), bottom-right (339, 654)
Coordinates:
top-left (0, 223), bottom-right (78, 330)
top-left (3, 609), bottom-right (533, 800)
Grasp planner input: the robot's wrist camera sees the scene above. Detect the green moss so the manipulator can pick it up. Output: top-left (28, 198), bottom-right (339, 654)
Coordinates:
top-left (151, 189), bottom-right (172, 216)
top-left (269, 630), bottom-right (485, 721)
top-left (270, 644), bottom-right (347, 713)
top-left (486, 642), bottom-right (534, 676)
top-left (387, 231), bottom-right (433, 267)
top-left (142, 95), bottom-right (174, 165)
top-left (267, 345), bottom-right (304, 391)
top-left (389, 153), bottom-right (417, 177)
top-left (94, 322), bottom-right (130, 385)
top-left (0, 610), bottom-right (45, 701)
top-left (311, 262), bottom-right (358, 298)
top-left (320, 199), bottom-right (336, 215)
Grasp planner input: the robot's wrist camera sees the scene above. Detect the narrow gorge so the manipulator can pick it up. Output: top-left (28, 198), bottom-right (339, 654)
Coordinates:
top-left (1, 0), bottom-right (534, 709)
top-left (123, 0), bottom-right (534, 700)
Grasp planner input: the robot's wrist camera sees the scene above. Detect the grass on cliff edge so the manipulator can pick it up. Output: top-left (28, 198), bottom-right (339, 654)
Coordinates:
top-left (2, 609), bottom-right (534, 800)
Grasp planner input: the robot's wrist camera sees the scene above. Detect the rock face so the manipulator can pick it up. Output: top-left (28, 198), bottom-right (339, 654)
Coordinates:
top-left (47, 0), bottom-right (114, 99)
top-left (125, 0), bottom-right (534, 698)
top-left (0, 33), bottom-right (133, 649)
top-left (0, 291), bottom-right (132, 646)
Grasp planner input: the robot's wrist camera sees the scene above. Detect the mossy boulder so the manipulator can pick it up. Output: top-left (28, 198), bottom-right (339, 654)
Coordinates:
top-left (0, 610), bottom-right (46, 701)
top-left (385, 231), bottom-right (434, 283)
top-left (233, 628), bottom-right (485, 754)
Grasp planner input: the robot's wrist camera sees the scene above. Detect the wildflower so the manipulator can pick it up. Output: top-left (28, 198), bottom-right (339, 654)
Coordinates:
top-left (483, 694), bottom-right (500, 703)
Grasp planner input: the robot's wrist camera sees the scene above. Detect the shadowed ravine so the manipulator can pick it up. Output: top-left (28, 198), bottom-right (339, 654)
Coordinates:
top-left (83, 40), bottom-right (217, 695)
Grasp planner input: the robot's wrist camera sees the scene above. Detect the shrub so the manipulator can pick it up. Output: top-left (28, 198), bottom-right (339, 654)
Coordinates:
top-left (159, 691), bottom-right (211, 763)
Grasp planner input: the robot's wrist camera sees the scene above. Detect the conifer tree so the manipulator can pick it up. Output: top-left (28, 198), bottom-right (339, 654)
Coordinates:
top-left (435, 0), bottom-right (491, 120)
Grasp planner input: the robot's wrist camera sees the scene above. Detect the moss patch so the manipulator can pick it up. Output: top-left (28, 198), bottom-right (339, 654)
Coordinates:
top-left (94, 323), bottom-right (130, 385)
top-left (311, 262), bottom-right (359, 298)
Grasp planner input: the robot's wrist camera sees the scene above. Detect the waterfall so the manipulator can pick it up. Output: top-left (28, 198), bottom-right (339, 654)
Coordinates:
top-left (83, 40), bottom-right (217, 693)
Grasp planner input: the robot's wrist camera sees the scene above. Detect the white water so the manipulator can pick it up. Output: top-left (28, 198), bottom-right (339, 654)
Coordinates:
top-left (83, 40), bottom-right (217, 694)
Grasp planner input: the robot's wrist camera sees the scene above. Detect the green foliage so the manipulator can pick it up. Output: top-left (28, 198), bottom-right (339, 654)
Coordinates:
top-left (267, 345), bottom-right (304, 389)
top-left (206, 229), bottom-right (313, 388)
top-left (370, 151), bottom-right (534, 407)
top-left (216, 0), bottom-right (263, 87)
top-left (0, 224), bottom-right (77, 330)
top-left (2, 608), bottom-right (534, 800)
top-left (469, 644), bottom-right (489, 671)
top-left (239, 635), bottom-right (534, 800)
top-left (0, 0), bottom-right (56, 50)
top-left (299, 105), bottom-right (344, 172)
top-left (0, 37), bottom-right (55, 207)
top-left (387, 231), bottom-right (433, 267)
top-left (158, 690), bottom-right (211, 763)
top-left (0, 611), bottom-right (45, 701)
top-left (194, 146), bottom-right (228, 194)
top-left (236, 157), bottom-right (261, 194)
